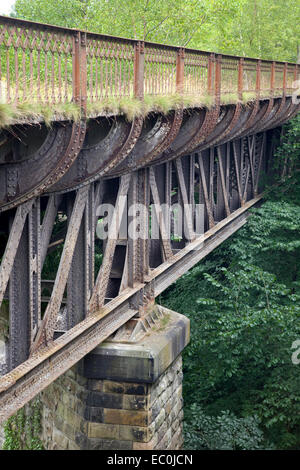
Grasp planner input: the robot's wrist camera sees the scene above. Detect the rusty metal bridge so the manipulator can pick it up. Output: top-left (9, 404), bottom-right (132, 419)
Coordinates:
top-left (0, 15), bottom-right (299, 423)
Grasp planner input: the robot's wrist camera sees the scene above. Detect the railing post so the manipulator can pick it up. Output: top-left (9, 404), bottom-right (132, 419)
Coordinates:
top-left (256, 60), bottom-right (261, 99)
top-left (294, 64), bottom-right (299, 83)
top-left (80, 33), bottom-right (87, 116)
top-left (176, 48), bottom-right (185, 94)
top-left (283, 62), bottom-right (288, 97)
top-left (238, 57), bottom-right (244, 101)
top-left (207, 53), bottom-right (215, 96)
top-left (73, 32), bottom-right (81, 106)
top-left (215, 54), bottom-right (222, 106)
top-left (270, 61), bottom-right (276, 97)
top-left (73, 31), bottom-right (87, 116)
top-left (134, 41), bottom-right (145, 100)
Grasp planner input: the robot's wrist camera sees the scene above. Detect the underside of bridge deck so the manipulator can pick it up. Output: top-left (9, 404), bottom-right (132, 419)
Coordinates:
top-left (0, 119), bottom-right (292, 425)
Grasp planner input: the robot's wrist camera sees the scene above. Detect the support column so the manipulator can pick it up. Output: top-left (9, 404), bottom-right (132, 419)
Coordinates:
top-left (39, 306), bottom-right (190, 450)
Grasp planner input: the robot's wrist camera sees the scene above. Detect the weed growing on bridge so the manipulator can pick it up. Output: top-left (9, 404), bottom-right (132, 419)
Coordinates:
top-left (87, 93), bottom-right (215, 121)
top-left (0, 90), bottom-right (288, 128)
top-left (242, 91), bottom-right (257, 103)
top-left (2, 398), bottom-right (44, 450)
top-left (0, 101), bottom-right (81, 128)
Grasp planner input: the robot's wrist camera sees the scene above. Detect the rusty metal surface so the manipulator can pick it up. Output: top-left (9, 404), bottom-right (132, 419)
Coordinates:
top-left (0, 194), bottom-right (262, 424)
top-left (0, 121), bottom-right (86, 212)
top-left (89, 174), bottom-right (132, 313)
top-left (0, 200), bottom-right (34, 306)
top-left (0, 14), bottom-right (299, 423)
top-left (0, 119), bottom-right (295, 421)
top-left (109, 110), bottom-right (184, 175)
top-left (31, 186), bottom-right (90, 353)
top-left (46, 117), bottom-right (143, 192)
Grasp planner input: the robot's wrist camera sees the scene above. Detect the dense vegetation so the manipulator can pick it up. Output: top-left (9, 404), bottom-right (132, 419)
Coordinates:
top-left (161, 115), bottom-right (300, 449)
top-left (12, 0), bottom-right (300, 62)
top-left (2, 399), bottom-right (43, 450)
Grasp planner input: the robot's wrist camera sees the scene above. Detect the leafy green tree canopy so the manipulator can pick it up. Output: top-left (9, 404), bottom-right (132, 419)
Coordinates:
top-left (12, 0), bottom-right (300, 61)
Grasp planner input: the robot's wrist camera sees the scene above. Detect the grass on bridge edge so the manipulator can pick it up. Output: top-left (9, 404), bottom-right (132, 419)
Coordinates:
top-left (0, 91), bottom-right (266, 128)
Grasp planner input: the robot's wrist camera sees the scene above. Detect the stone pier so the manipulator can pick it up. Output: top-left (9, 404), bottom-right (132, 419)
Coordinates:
top-left (38, 306), bottom-right (190, 450)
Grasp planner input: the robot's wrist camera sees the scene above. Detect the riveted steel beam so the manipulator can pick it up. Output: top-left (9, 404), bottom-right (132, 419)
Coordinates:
top-left (0, 193), bottom-right (263, 424)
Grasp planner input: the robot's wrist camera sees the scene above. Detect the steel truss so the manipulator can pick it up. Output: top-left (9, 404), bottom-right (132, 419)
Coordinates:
top-left (0, 128), bottom-right (284, 423)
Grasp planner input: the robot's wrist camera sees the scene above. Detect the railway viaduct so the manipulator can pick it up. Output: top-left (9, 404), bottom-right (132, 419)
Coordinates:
top-left (0, 15), bottom-right (299, 450)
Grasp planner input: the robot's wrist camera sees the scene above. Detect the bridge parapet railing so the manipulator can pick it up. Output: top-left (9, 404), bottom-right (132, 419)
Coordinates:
top-left (241, 58), bottom-right (257, 96)
top-left (219, 56), bottom-right (240, 103)
top-left (275, 62), bottom-right (285, 97)
top-left (260, 61), bottom-right (272, 98)
top-left (144, 43), bottom-right (177, 96)
top-left (182, 50), bottom-right (210, 98)
top-left (0, 15), bottom-right (298, 120)
top-left (286, 63), bottom-right (296, 95)
top-left (0, 16), bottom-right (75, 106)
top-left (86, 34), bottom-right (135, 101)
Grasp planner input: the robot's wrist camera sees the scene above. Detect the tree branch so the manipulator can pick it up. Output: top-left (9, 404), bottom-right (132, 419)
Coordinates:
top-left (144, 15), bottom-right (170, 40)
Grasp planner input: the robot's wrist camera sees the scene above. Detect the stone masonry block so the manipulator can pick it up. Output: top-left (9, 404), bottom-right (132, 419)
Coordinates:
top-left (133, 433), bottom-right (158, 450)
top-left (86, 391), bottom-right (123, 409)
top-left (88, 422), bottom-right (120, 440)
top-left (156, 427), bottom-right (172, 450)
top-left (84, 406), bottom-right (104, 423)
top-left (87, 379), bottom-right (103, 392)
top-left (119, 423), bottom-right (154, 442)
top-left (104, 409), bottom-right (149, 427)
top-left (87, 438), bottom-right (133, 451)
top-left (102, 381), bottom-right (125, 394)
top-left (157, 420), bottom-right (168, 442)
top-left (83, 308), bottom-right (190, 384)
top-left (154, 408), bottom-right (166, 432)
top-left (123, 394), bottom-right (150, 411)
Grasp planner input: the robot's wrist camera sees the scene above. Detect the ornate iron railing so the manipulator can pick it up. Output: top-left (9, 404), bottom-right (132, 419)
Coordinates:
top-left (0, 15), bottom-right (298, 112)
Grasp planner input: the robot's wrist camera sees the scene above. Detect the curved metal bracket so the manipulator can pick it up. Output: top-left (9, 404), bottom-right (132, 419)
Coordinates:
top-left (0, 121), bottom-right (86, 213)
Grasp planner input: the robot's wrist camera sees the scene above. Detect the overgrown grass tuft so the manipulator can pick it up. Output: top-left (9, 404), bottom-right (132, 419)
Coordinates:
top-left (0, 90), bottom-right (278, 128)
top-left (119, 97), bottom-right (144, 121)
top-left (0, 101), bottom-right (82, 128)
top-left (242, 91), bottom-right (257, 103)
top-left (0, 103), bottom-right (15, 127)
top-left (220, 93), bottom-right (239, 105)
top-left (54, 102), bottom-right (81, 123)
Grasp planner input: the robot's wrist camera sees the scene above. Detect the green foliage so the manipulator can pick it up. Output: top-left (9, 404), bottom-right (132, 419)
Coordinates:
top-left (0, 101), bottom-right (81, 128)
top-left (207, 0), bottom-right (300, 62)
top-left (42, 243), bottom-right (63, 280)
top-left (12, 0), bottom-right (300, 61)
top-left (184, 404), bottom-right (264, 450)
top-left (3, 399), bottom-right (44, 450)
top-left (12, 0), bottom-right (239, 47)
top-left (162, 115), bottom-right (300, 449)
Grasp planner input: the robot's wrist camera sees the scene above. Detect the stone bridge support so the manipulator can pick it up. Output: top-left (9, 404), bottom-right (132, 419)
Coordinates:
top-left (39, 307), bottom-right (189, 450)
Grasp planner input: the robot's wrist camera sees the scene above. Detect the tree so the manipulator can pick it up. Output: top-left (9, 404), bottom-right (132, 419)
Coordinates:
top-left (212, 0), bottom-right (300, 62)
top-left (12, 0), bottom-right (300, 61)
top-left (12, 0), bottom-right (237, 46)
